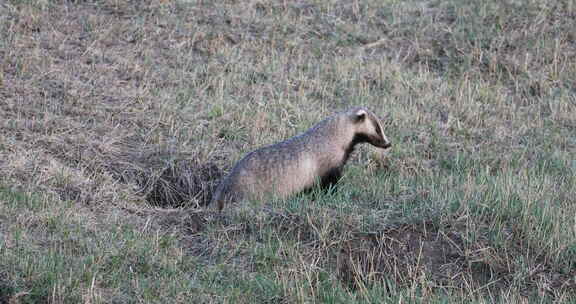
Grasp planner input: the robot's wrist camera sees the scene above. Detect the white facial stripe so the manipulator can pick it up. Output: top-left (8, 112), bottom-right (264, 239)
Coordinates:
top-left (372, 113), bottom-right (388, 142)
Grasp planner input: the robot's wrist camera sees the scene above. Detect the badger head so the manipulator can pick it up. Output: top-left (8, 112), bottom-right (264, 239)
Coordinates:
top-left (350, 107), bottom-right (392, 149)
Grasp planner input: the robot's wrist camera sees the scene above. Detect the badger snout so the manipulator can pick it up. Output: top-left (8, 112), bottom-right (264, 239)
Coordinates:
top-left (372, 137), bottom-right (391, 149)
top-left (369, 136), bottom-right (391, 149)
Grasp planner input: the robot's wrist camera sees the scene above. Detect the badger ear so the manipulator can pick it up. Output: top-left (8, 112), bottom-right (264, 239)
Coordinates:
top-left (353, 108), bottom-right (367, 122)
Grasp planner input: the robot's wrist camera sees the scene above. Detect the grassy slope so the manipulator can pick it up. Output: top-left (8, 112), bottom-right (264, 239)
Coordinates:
top-left (1, 0), bottom-right (575, 303)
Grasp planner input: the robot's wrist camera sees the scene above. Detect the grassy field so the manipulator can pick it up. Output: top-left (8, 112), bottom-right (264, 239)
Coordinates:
top-left (1, 0), bottom-right (575, 303)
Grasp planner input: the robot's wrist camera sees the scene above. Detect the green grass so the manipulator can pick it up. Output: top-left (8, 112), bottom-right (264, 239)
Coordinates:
top-left (1, 0), bottom-right (575, 302)
top-left (0, 186), bottom-right (200, 303)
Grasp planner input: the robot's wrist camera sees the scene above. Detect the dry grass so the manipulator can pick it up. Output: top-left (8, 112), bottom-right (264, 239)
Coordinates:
top-left (1, 0), bottom-right (575, 303)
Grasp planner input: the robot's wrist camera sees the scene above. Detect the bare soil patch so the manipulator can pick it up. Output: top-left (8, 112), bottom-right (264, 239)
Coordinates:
top-left (337, 221), bottom-right (576, 299)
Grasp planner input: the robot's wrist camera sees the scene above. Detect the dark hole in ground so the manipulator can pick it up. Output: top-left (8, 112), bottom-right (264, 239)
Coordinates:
top-left (76, 139), bottom-right (225, 208)
top-left (145, 161), bottom-right (222, 208)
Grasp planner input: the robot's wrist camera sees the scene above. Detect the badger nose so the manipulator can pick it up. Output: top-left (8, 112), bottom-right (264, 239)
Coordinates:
top-left (382, 142), bottom-right (392, 149)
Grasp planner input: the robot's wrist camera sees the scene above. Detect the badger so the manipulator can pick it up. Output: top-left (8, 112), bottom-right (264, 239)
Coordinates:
top-left (211, 107), bottom-right (392, 210)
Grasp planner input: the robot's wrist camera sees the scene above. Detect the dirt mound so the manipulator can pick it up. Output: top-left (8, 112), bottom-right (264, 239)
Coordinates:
top-left (0, 113), bottom-right (223, 208)
top-left (338, 222), bottom-right (467, 290)
top-left (336, 221), bottom-right (575, 298)
top-left (87, 142), bottom-right (224, 208)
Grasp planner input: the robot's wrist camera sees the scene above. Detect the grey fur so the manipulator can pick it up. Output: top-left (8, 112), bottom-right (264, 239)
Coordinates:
top-left (211, 107), bottom-right (391, 210)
